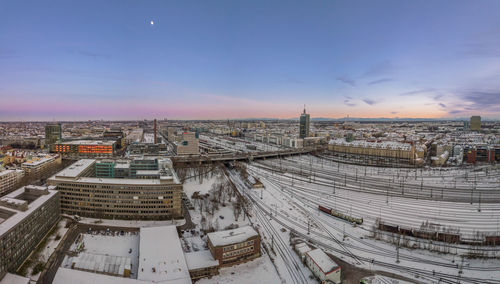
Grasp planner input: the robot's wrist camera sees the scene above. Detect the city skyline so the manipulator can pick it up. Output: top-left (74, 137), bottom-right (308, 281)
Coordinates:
top-left (2, 0), bottom-right (500, 121)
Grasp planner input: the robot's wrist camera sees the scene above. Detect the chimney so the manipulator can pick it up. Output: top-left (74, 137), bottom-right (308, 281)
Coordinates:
top-left (154, 119), bottom-right (157, 144)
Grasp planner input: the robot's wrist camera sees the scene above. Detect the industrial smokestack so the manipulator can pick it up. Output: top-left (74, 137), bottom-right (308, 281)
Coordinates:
top-left (154, 119), bottom-right (157, 144)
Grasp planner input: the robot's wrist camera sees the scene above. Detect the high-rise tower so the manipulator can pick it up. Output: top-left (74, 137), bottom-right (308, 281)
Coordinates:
top-left (299, 105), bottom-right (310, 139)
top-left (45, 123), bottom-right (62, 147)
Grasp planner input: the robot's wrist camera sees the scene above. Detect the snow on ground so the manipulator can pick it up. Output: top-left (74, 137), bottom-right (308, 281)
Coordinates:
top-left (25, 218), bottom-right (70, 282)
top-left (74, 215), bottom-right (185, 228)
top-left (64, 231), bottom-right (140, 278)
top-left (362, 275), bottom-right (414, 284)
top-left (197, 255), bottom-right (282, 284)
top-left (238, 162), bottom-right (500, 283)
top-left (183, 174), bottom-right (221, 200)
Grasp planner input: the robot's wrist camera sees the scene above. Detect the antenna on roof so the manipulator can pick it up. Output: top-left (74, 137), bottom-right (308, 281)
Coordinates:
top-left (303, 104), bottom-right (306, 114)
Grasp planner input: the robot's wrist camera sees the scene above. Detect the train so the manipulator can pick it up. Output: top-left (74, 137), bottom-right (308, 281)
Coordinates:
top-left (318, 205), bottom-right (363, 225)
top-left (378, 221), bottom-right (500, 246)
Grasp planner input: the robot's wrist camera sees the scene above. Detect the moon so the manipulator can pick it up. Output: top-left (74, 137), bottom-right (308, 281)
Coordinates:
top-left (150, 20), bottom-right (154, 26)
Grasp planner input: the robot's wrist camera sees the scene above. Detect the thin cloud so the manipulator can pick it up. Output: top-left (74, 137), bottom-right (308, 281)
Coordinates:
top-left (337, 76), bottom-right (356, 87)
top-left (363, 60), bottom-right (395, 77)
top-left (399, 88), bottom-right (436, 96)
top-left (438, 103), bottom-right (446, 108)
top-left (74, 49), bottom-right (111, 59)
top-left (368, 78), bottom-right (393, 85)
top-left (344, 99), bottom-right (356, 107)
top-left (363, 99), bottom-right (377, 105)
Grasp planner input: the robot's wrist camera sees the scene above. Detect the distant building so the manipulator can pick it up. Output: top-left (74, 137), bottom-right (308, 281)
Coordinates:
top-left (175, 132), bottom-right (199, 155)
top-left (0, 170), bottom-right (24, 197)
top-left (207, 226), bottom-right (261, 267)
top-left (470, 116), bottom-right (481, 131)
top-left (0, 185), bottom-right (60, 280)
top-left (48, 158), bottom-right (183, 220)
top-left (53, 140), bottom-right (116, 157)
top-left (45, 123), bottom-right (62, 147)
top-left (328, 138), bottom-right (415, 162)
top-left (305, 248), bottom-right (341, 284)
top-left (21, 154), bottom-right (62, 181)
top-left (299, 106), bottom-right (310, 139)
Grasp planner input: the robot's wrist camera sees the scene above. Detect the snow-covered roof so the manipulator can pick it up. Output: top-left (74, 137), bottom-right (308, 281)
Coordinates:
top-left (21, 154), bottom-right (58, 167)
top-left (0, 273), bottom-right (30, 284)
top-left (0, 185), bottom-right (58, 236)
top-left (54, 159), bottom-right (95, 178)
top-left (306, 248), bottom-right (339, 274)
top-left (329, 138), bottom-right (413, 151)
top-left (184, 250), bottom-right (219, 270)
top-left (59, 140), bottom-right (115, 145)
top-left (71, 252), bottom-right (131, 276)
top-left (207, 226), bottom-right (259, 247)
top-left (137, 226), bottom-right (191, 283)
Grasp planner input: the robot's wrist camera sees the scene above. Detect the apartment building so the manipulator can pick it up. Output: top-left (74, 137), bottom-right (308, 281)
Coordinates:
top-left (0, 170), bottom-right (24, 196)
top-left (47, 158), bottom-right (183, 220)
top-left (0, 185), bottom-right (60, 279)
top-left (21, 154), bottom-right (62, 181)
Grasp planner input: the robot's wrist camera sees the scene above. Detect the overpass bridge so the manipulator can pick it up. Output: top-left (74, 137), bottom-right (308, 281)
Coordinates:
top-left (171, 147), bottom-right (324, 164)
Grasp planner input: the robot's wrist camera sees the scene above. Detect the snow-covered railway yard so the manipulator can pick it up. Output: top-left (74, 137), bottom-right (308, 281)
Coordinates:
top-left (224, 155), bottom-right (500, 284)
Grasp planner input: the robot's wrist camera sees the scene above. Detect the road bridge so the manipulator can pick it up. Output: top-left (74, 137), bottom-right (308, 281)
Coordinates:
top-left (171, 147), bottom-right (324, 164)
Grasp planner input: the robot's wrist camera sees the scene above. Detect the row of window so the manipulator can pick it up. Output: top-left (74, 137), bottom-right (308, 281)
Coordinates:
top-left (223, 240), bottom-right (254, 252)
top-left (222, 246), bottom-right (254, 258)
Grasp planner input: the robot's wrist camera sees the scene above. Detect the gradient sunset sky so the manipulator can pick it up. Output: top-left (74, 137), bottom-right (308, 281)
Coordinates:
top-left (1, 0), bottom-right (500, 121)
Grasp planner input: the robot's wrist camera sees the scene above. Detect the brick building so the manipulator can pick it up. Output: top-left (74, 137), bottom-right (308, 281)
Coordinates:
top-left (207, 226), bottom-right (260, 267)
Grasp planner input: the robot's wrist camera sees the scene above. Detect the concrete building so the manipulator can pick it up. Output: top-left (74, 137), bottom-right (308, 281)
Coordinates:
top-left (0, 185), bottom-right (60, 280)
top-left (305, 248), bottom-right (341, 284)
top-left (0, 170), bottom-right (24, 196)
top-left (328, 138), bottom-right (415, 162)
top-left (53, 225), bottom-right (192, 284)
top-left (207, 226), bottom-right (260, 267)
top-left (470, 116), bottom-right (481, 131)
top-left (53, 140), bottom-right (116, 157)
top-left (21, 154), bottom-right (62, 181)
top-left (299, 107), bottom-right (310, 139)
top-left (175, 132), bottom-right (199, 156)
top-left (47, 158), bottom-right (183, 220)
top-left (45, 123), bottom-right (62, 146)
top-left (185, 250), bottom-right (219, 280)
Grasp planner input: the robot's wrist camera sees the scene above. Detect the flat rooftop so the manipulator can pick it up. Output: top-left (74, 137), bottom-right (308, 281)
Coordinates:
top-left (207, 226), bottom-right (258, 247)
top-left (54, 226), bottom-right (192, 284)
top-left (138, 226), bottom-right (191, 283)
top-left (22, 155), bottom-right (58, 167)
top-left (184, 250), bottom-right (219, 270)
top-left (0, 185), bottom-right (57, 236)
top-left (59, 140), bottom-right (115, 146)
top-left (50, 158), bottom-right (180, 184)
top-left (306, 248), bottom-right (339, 274)
top-left (53, 159), bottom-right (96, 179)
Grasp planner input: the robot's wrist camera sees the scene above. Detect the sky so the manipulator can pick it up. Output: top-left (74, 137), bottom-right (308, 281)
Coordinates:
top-left (1, 0), bottom-right (500, 121)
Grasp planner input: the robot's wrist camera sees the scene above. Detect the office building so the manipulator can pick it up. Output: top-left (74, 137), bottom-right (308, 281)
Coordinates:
top-left (0, 185), bottom-right (60, 280)
top-left (174, 132), bottom-right (199, 155)
top-left (470, 116), bottom-right (481, 131)
top-left (299, 106), bottom-right (310, 139)
top-left (45, 123), bottom-right (62, 147)
top-left (53, 140), bottom-right (116, 157)
top-left (48, 158), bottom-right (183, 220)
